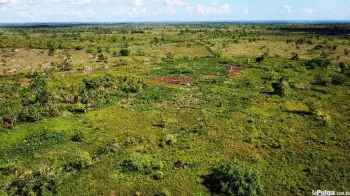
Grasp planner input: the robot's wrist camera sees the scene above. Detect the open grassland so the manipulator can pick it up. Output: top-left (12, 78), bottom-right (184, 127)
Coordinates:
top-left (0, 23), bottom-right (350, 196)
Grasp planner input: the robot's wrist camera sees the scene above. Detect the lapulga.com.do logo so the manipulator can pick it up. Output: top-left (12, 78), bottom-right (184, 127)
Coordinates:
top-left (312, 190), bottom-right (350, 196)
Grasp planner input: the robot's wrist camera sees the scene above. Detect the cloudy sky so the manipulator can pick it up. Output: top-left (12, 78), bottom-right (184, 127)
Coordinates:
top-left (0, 0), bottom-right (349, 23)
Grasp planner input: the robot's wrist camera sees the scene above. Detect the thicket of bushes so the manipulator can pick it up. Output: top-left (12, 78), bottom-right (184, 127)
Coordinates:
top-left (204, 160), bottom-right (263, 196)
top-left (0, 74), bottom-right (149, 127)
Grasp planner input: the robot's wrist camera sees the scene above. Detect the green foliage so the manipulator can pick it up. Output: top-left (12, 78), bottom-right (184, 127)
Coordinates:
top-left (305, 58), bottom-right (331, 69)
top-left (314, 73), bottom-right (331, 86)
top-left (204, 160), bottom-right (263, 196)
top-left (48, 44), bottom-right (55, 56)
top-left (218, 56), bottom-right (236, 64)
top-left (19, 103), bottom-right (43, 122)
top-left (137, 85), bottom-right (173, 102)
top-left (97, 53), bottom-right (107, 62)
top-left (154, 171), bottom-right (165, 180)
top-left (290, 52), bottom-right (299, 60)
top-left (121, 155), bottom-right (163, 174)
top-left (7, 167), bottom-right (60, 196)
top-left (71, 131), bottom-right (84, 142)
top-left (64, 150), bottom-right (93, 172)
top-left (1, 23), bottom-right (350, 196)
top-left (120, 77), bottom-right (142, 93)
top-left (119, 48), bottom-right (130, 56)
top-left (83, 77), bottom-right (102, 90)
top-left (331, 73), bottom-right (347, 85)
top-left (97, 139), bottom-right (120, 155)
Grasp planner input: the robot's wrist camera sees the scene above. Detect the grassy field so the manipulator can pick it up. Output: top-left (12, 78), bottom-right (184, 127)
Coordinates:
top-left (0, 23), bottom-right (350, 196)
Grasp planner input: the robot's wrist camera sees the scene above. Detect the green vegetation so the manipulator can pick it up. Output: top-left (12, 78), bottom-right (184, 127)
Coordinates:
top-left (0, 23), bottom-right (350, 196)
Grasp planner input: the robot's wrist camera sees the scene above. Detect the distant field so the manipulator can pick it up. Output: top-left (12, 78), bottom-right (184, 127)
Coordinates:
top-left (0, 23), bottom-right (350, 196)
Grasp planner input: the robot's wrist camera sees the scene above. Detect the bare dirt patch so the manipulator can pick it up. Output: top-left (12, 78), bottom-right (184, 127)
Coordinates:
top-left (228, 66), bottom-right (246, 77)
top-left (220, 64), bottom-right (246, 77)
top-left (154, 76), bottom-right (196, 84)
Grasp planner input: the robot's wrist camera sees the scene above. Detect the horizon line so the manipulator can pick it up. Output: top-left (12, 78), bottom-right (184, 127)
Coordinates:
top-left (1, 19), bottom-right (350, 25)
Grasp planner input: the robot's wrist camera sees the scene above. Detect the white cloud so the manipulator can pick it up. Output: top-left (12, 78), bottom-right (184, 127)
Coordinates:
top-left (16, 10), bottom-right (39, 17)
top-left (153, 6), bottom-right (177, 16)
top-left (52, 0), bottom-right (91, 5)
top-left (27, 0), bottom-right (36, 5)
top-left (283, 4), bottom-right (314, 15)
top-left (165, 0), bottom-right (185, 7)
top-left (131, 0), bottom-right (144, 7)
top-left (0, 0), bottom-right (18, 11)
top-left (46, 7), bottom-right (95, 17)
top-left (197, 3), bottom-right (231, 15)
top-left (0, 0), bottom-right (18, 7)
top-left (186, 6), bottom-right (192, 14)
top-left (99, 0), bottom-right (112, 3)
top-left (127, 6), bottom-right (148, 16)
top-left (283, 5), bottom-right (292, 14)
top-left (244, 7), bottom-right (248, 15)
top-left (300, 8), bottom-right (314, 15)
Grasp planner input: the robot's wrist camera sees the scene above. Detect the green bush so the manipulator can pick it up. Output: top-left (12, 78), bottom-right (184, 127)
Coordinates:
top-left (314, 74), bottom-right (331, 86)
top-left (204, 160), bottom-right (263, 196)
top-left (331, 73), bottom-right (347, 85)
top-left (305, 58), bottom-right (331, 69)
top-left (154, 171), bottom-right (165, 180)
top-left (71, 131), bottom-right (84, 142)
top-left (338, 62), bottom-right (350, 77)
top-left (97, 139), bottom-right (120, 155)
top-left (121, 155), bottom-right (163, 174)
top-left (64, 150), bottom-right (93, 171)
top-left (170, 63), bottom-right (194, 74)
top-left (19, 103), bottom-right (42, 122)
top-left (7, 168), bottom-right (59, 196)
top-left (313, 44), bottom-right (325, 50)
top-left (120, 48), bottom-right (130, 56)
top-left (22, 77), bottom-right (49, 106)
top-left (83, 77), bottom-right (101, 90)
top-left (137, 85), bottom-right (172, 102)
top-left (120, 79), bottom-right (142, 93)
top-left (218, 56), bottom-right (235, 64)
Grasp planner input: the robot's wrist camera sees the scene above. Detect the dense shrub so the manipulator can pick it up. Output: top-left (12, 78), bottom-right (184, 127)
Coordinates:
top-left (314, 73), bottom-right (331, 86)
top-left (331, 73), bottom-right (347, 85)
top-left (121, 155), bottom-right (163, 174)
top-left (7, 168), bottom-right (59, 196)
top-left (97, 53), bottom-right (107, 62)
top-left (313, 44), bottom-right (325, 50)
top-left (271, 78), bottom-right (288, 96)
top-left (71, 131), bottom-right (84, 142)
top-left (338, 62), bottom-right (350, 77)
top-left (204, 160), bottom-right (263, 196)
top-left (137, 85), bottom-right (173, 102)
top-left (120, 48), bottom-right (130, 56)
top-left (64, 150), bottom-right (93, 172)
top-left (290, 52), bottom-right (299, 60)
top-left (97, 139), bottom-right (120, 155)
top-left (48, 44), bottom-right (55, 56)
top-left (19, 103), bottom-right (43, 122)
top-left (218, 56), bottom-right (235, 64)
top-left (83, 77), bottom-right (101, 90)
top-left (169, 63), bottom-right (194, 74)
top-left (154, 171), bottom-right (165, 180)
top-left (305, 58), bottom-right (331, 69)
top-left (166, 52), bottom-right (174, 60)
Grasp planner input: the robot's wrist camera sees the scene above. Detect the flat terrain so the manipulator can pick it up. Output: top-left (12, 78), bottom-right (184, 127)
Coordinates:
top-left (0, 23), bottom-right (350, 196)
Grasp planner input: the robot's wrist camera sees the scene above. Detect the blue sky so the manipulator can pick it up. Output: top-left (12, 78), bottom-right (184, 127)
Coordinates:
top-left (0, 0), bottom-right (349, 22)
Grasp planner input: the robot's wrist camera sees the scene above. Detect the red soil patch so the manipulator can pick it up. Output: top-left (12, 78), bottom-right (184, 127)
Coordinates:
top-left (220, 64), bottom-right (246, 77)
top-left (154, 76), bottom-right (196, 84)
top-left (229, 66), bottom-right (245, 77)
